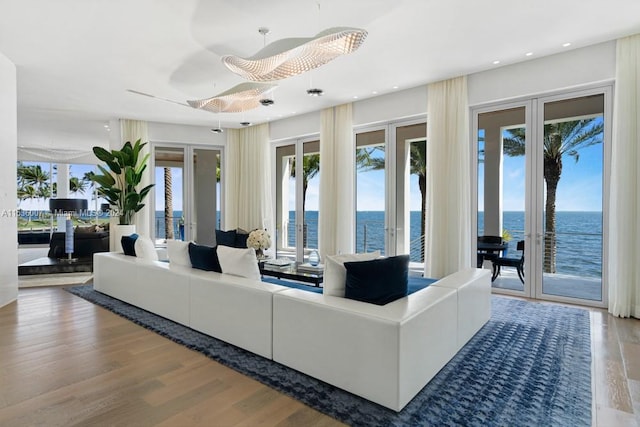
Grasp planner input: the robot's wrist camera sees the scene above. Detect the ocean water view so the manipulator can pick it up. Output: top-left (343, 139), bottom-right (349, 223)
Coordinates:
top-left (160, 210), bottom-right (602, 279)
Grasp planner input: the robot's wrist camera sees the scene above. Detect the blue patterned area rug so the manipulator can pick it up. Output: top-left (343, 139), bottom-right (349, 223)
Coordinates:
top-left (66, 285), bottom-right (592, 427)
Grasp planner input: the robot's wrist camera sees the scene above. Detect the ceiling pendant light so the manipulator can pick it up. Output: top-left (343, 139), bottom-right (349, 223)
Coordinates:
top-left (188, 82), bottom-right (277, 113)
top-left (221, 27), bottom-right (367, 82)
top-left (211, 112), bottom-right (224, 133)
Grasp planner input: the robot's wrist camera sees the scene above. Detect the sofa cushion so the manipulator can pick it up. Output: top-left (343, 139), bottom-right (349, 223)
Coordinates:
top-left (188, 242), bottom-right (222, 272)
top-left (134, 236), bottom-right (158, 261)
top-left (121, 234), bottom-right (139, 256)
top-left (75, 224), bottom-right (97, 233)
top-left (215, 229), bottom-right (237, 247)
top-left (344, 255), bottom-right (410, 305)
top-left (323, 251), bottom-right (381, 297)
top-left (167, 239), bottom-right (191, 267)
top-left (216, 245), bottom-right (261, 281)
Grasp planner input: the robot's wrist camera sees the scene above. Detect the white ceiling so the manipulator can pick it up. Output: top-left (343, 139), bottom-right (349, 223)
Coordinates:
top-left (1, 0), bottom-right (640, 145)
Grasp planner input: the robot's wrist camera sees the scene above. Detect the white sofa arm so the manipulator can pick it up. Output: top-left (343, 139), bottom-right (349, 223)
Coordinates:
top-left (273, 285), bottom-right (458, 411)
top-left (431, 268), bottom-right (491, 350)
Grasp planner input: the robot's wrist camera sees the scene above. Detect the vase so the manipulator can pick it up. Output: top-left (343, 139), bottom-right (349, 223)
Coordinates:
top-left (255, 248), bottom-right (265, 260)
top-left (309, 249), bottom-right (320, 266)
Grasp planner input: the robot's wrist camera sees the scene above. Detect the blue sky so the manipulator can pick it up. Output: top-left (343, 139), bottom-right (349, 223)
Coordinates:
top-left (478, 118), bottom-right (604, 212)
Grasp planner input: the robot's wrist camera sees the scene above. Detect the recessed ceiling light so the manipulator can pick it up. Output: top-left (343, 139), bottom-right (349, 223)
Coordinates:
top-left (353, 95), bottom-right (359, 99)
top-left (392, 85), bottom-right (399, 89)
top-left (307, 88), bottom-right (324, 96)
top-left (493, 60), bottom-right (500, 65)
top-left (372, 91), bottom-right (378, 95)
top-left (562, 42), bottom-right (571, 47)
top-left (525, 52), bottom-right (533, 56)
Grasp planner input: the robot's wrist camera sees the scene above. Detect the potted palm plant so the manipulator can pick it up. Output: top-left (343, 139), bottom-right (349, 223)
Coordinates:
top-left (91, 139), bottom-right (154, 247)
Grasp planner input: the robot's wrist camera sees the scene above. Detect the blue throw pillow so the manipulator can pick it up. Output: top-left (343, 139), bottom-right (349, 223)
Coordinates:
top-left (343, 255), bottom-right (409, 305)
top-left (235, 228), bottom-right (249, 248)
top-left (121, 233), bottom-right (139, 256)
top-left (215, 229), bottom-right (237, 247)
top-left (188, 242), bottom-right (222, 272)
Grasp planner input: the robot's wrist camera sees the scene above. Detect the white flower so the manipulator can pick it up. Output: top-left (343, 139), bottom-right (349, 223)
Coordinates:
top-left (247, 229), bottom-right (271, 250)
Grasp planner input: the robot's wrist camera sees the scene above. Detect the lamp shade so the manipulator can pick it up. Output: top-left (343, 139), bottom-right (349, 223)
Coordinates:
top-left (221, 27), bottom-right (368, 82)
top-left (49, 198), bottom-right (88, 214)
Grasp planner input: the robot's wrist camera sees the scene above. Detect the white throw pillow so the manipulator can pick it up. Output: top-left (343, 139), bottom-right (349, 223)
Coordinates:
top-left (167, 239), bottom-right (191, 267)
top-left (134, 236), bottom-right (159, 261)
top-left (216, 245), bottom-right (261, 281)
top-left (323, 251), bottom-right (381, 297)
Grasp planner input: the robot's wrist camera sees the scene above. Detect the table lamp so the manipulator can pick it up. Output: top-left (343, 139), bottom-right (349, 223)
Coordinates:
top-left (49, 198), bottom-right (88, 262)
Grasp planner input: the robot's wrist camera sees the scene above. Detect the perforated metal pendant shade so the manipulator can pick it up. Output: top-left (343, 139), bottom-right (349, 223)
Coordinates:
top-left (187, 83), bottom-right (277, 113)
top-left (221, 27), bottom-right (368, 82)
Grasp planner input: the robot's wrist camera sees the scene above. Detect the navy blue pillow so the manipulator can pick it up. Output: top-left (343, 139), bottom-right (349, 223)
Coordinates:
top-left (235, 229), bottom-right (249, 248)
top-left (188, 242), bottom-right (222, 272)
top-left (344, 255), bottom-right (409, 305)
top-left (215, 229), bottom-right (237, 247)
top-left (121, 233), bottom-right (139, 256)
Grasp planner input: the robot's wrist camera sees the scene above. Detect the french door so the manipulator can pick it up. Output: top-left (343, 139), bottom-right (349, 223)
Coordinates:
top-left (473, 85), bottom-right (610, 307)
top-left (354, 119), bottom-right (427, 264)
top-left (273, 137), bottom-right (320, 262)
top-left (151, 144), bottom-right (222, 246)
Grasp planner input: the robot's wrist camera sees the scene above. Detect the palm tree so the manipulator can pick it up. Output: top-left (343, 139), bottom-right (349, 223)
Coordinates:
top-left (289, 155), bottom-right (320, 211)
top-left (359, 142), bottom-right (427, 259)
top-left (503, 119), bottom-right (603, 273)
top-left (69, 176), bottom-right (88, 195)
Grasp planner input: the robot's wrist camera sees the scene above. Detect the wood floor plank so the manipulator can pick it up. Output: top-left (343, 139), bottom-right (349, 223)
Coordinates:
top-left (0, 287), bottom-right (342, 427)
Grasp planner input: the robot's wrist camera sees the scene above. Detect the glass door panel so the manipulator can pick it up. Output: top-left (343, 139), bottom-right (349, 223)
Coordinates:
top-left (191, 148), bottom-right (221, 246)
top-left (302, 140), bottom-right (320, 261)
top-left (356, 129), bottom-right (386, 254)
top-left (275, 144), bottom-right (296, 259)
top-left (539, 94), bottom-right (604, 302)
top-left (154, 147), bottom-right (185, 244)
top-left (477, 106), bottom-right (528, 294)
top-left (394, 122), bottom-right (427, 264)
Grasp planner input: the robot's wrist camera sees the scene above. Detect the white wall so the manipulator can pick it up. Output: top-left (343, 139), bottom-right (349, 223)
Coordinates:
top-left (0, 51), bottom-right (18, 308)
top-left (148, 121), bottom-right (225, 145)
top-left (267, 41), bottom-right (616, 142)
top-left (468, 41), bottom-right (616, 106)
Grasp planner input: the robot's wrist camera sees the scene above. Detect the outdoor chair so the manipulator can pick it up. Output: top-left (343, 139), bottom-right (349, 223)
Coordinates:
top-left (477, 235), bottom-right (505, 268)
top-left (491, 240), bottom-right (525, 283)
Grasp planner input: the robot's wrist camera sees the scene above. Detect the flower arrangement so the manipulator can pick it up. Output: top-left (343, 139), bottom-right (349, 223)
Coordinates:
top-left (247, 229), bottom-right (271, 250)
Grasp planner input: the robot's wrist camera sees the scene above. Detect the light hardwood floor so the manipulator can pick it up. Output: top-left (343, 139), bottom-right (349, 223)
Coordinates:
top-left (0, 286), bottom-right (638, 426)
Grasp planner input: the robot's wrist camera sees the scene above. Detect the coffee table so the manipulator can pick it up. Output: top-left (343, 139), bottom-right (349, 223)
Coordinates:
top-left (259, 261), bottom-right (323, 286)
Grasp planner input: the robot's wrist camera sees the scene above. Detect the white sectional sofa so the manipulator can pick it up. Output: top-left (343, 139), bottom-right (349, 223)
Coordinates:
top-left (93, 252), bottom-right (491, 411)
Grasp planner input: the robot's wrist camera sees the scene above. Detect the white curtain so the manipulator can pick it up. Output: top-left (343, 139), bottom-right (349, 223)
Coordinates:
top-left (425, 76), bottom-right (472, 278)
top-left (120, 119), bottom-right (151, 239)
top-left (608, 34), bottom-right (640, 318)
top-left (224, 123), bottom-right (273, 235)
top-left (319, 103), bottom-right (354, 259)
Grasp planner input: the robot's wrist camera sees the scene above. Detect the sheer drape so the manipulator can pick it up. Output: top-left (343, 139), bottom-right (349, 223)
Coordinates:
top-left (319, 103), bottom-right (354, 259)
top-left (120, 119), bottom-right (151, 239)
top-left (224, 123), bottom-right (273, 235)
top-left (608, 34), bottom-right (640, 318)
top-left (425, 77), bottom-right (472, 278)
